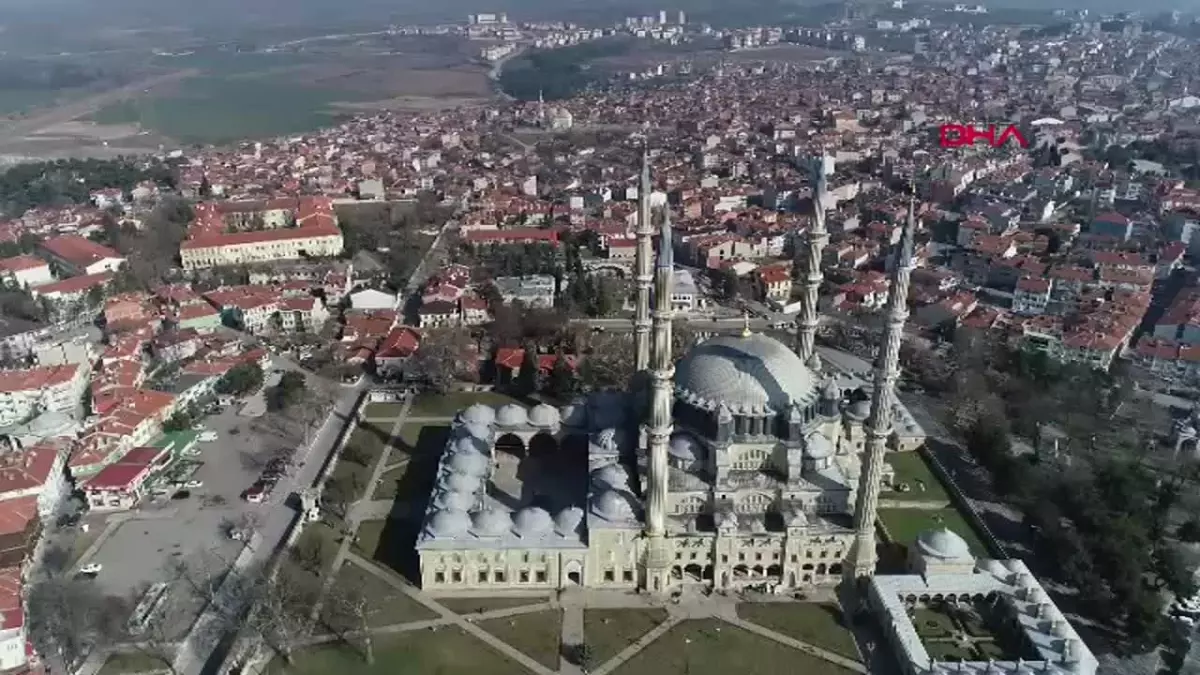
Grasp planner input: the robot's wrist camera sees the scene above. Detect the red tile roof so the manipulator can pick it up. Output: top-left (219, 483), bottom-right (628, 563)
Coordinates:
top-left (40, 235), bottom-right (122, 267)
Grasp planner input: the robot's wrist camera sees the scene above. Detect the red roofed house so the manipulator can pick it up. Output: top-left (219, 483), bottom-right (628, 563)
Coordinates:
top-left (756, 265), bottom-right (791, 302)
top-left (0, 566), bottom-right (28, 671)
top-left (38, 235), bottom-right (125, 276)
top-left (1013, 278), bottom-right (1052, 316)
top-left (83, 446), bottom-right (169, 511)
top-left (0, 365), bottom-right (88, 427)
top-left (375, 327), bottom-right (420, 377)
top-left (179, 197), bottom-right (344, 271)
top-left (30, 271), bottom-right (113, 305)
top-left (0, 441), bottom-right (69, 520)
top-left (0, 496), bottom-right (39, 569)
top-left (0, 256), bottom-right (52, 289)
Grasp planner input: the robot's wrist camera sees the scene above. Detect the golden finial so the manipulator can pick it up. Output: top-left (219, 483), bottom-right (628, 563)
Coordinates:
top-left (742, 311), bottom-right (752, 338)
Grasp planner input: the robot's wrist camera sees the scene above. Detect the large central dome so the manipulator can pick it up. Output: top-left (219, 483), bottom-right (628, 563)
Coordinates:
top-left (674, 333), bottom-right (818, 415)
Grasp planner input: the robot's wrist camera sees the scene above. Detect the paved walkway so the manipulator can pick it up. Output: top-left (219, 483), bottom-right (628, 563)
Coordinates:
top-left (560, 604), bottom-right (583, 675)
top-left (345, 550), bottom-right (557, 675)
top-left (878, 498), bottom-right (951, 509)
top-left (311, 397), bottom-right (413, 622)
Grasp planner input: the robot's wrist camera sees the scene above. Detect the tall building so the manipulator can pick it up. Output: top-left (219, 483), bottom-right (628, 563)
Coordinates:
top-left (678, 10), bottom-right (687, 24)
top-left (414, 153), bottom-right (925, 593)
top-left (658, 9), bottom-right (668, 24)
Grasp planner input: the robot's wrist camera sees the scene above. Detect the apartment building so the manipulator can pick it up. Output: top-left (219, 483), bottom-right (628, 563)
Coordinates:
top-left (0, 364), bottom-right (88, 427)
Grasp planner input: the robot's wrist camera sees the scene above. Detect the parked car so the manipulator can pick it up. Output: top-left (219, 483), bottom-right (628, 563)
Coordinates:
top-left (79, 563), bottom-right (102, 575)
top-left (243, 483), bottom-right (268, 504)
top-left (184, 480), bottom-right (204, 489)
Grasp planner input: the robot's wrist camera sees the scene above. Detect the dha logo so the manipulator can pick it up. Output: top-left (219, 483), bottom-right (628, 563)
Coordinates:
top-left (939, 124), bottom-right (1030, 149)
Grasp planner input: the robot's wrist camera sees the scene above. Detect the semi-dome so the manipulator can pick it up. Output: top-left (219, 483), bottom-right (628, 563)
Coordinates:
top-left (554, 506), bottom-right (584, 535)
top-left (669, 433), bottom-right (703, 461)
top-left (805, 432), bottom-right (834, 460)
top-left (513, 506), bottom-right (553, 536)
top-left (471, 508), bottom-right (512, 537)
top-left (915, 527), bottom-right (973, 561)
top-left (591, 489), bottom-right (636, 521)
top-left (459, 421), bottom-right (493, 441)
top-left (428, 508), bottom-right (471, 537)
top-left (461, 404), bottom-right (496, 426)
top-left (444, 472), bottom-right (481, 494)
top-left (447, 450), bottom-right (488, 476)
top-left (674, 333), bottom-right (818, 415)
top-left (434, 488), bottom-right (476, 511)
top-left (529, 403), bottom-right (561, 428)
top-left (496, 404), bottom-right (528, 427)
top-left (591, 463), bottom-right (629, 490)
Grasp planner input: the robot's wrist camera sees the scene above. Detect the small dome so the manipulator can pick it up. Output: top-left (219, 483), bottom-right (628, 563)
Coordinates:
top-left (496, 404), bottom-right (528, 427)
top-left (459, 421), bottom-right (493, 441)
top-left (453, 435), bottom-right (490, 457)
top-left (846, 399), bottom-right (871, 421)
top-left (591, 489), bottom-right (636, 521)
top-left (513, 506), bottom-right (553, 536)
top-left (553, 506), bottom-right (584, 535)
top-left (434, 489), bottom-right (476, 511)
top-left (977, 558), bottom-right (1009, 577)
top-left (591, 463), bottom-right (629, 490)
top-left (806, 432), bottom-right (834, 460)
top-left (461, 404), bottom-right (496, 426)
top-left (529, 403), bottom-right (561, 428)
top-left (448, 450), bottom-right (488, 476)
top-left (428, 508), bottom-right (471, 537)
top-left (915, 527), bottom-right (973, 561)
top-left (669, 433), bottom-right (703, 461)
top-left (444, 472), bottom-right (481, 494)
top-left (822, 380), bottom-right (841, 401)
top-left (471, 508), bottom-right (512, 537)
top-left (560, 403), bottom-right (588, 427)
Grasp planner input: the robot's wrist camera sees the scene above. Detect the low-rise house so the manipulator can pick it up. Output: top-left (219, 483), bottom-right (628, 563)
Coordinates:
top-left (493, 275), bottom-right (557, 308)
top-left (83, 446), bottom-right (169, 511)
top-left (39, 235), bottom-right (125, 276)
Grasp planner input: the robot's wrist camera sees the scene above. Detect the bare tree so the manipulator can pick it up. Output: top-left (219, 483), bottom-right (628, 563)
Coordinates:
top-left (406, 327), bottom-right (476, 393)
top-left (26, 577), bottom-right (127, 673)
top-left (323, 579), bottom-right (375, 665)
top-left (244, 563), bottom-right (322, 664)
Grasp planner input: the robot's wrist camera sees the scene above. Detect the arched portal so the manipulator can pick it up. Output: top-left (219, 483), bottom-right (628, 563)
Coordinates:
top-left (684, 564), bottom-right (703, 581)
top-left (829, 563), bottom-right (842, 576)
top-left (788, 571), bottom-right (796, 586)
top-left (702, 565), bottom-right (714, 581)
top-left (751, 565), bottom-right (765, 577)
top-left (816, 563), bottom-right (827, 575)
top-left (563, 560), bottom-right (582, 587)
top-left (529, 432), bottom-right (558, 459)
top-left (767, 564), bottom-right (782, 578)
top-left (671, 566), bottom-right (683, 580)
top-left (495, 433), bottom-right (525, 458)
top-left (734, 564), bottom-right (749, 578)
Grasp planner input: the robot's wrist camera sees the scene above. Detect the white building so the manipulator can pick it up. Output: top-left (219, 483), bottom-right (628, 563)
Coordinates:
top-left (0, 256), bottom-right (53, 289)
top-left (0, 364), bottom-right (88, 427)
top-left (39, 235), bottom-right (125, 276)
top-left (494, 275), bottom-right (557, 309)
top-left (868, 528), bottom-right (1097, 675)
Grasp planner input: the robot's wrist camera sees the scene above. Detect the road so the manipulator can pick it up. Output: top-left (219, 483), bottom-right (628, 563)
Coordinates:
top-left (173, 370), bottom-right (370, 675)
top-left (397, 213), bottom-right (463, 322)
top-left (0, 70), bottom-right (197, 148)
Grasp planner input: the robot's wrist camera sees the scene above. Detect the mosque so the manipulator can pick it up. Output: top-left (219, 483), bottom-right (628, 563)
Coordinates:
top-left (414, 153), bottom-right (924, 593)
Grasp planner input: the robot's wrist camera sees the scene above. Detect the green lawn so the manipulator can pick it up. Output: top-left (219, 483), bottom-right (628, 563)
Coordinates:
top-left (353, 519), bottom-right (386, 559)
top-left (328, 561), bottom-right (436, 627)
top-left (372, 464), bottom-right (409, 501)
top-left (97, 652), bottom-right (170, 675)
top-left (408, 391), bottom-right (523, 417)
top-left (736, 603), bottom-right (860, 661)
top-left (291, 521), bottom-right (341, 576)
top-left (363, 402), bottom-right (408, 420)
top-left (330, 420), bottom-right (394, 502)
top-left (265, 626), bottom-right (530, 675)
top-left (877, 508), bottom-right (988, 556)
top-left (438, 596), bottom-right (547, 615)
top-left (911, 607), bottom-right (958, 640)
top-left (611, 619), bottom-right (857, 675)
top-left (884, 452), bottom-right (949, 503)
top-left (584, 608), bottom-right (669, 667)
top-left (476, 608), bottom-right (563, 670)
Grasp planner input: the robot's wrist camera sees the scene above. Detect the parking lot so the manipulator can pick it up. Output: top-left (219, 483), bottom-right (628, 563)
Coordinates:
top-left (75, 361), bottom-right (329, 627)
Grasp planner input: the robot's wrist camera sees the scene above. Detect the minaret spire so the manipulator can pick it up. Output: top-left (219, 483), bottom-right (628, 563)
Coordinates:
top-left (643, 204), bottom-right (675, 593)
top-left (845, 189), bottom-right (917, 583)
top-left (633, 146), bottom-right (654, 381)
top-left (796, 154), bottom-right (829, 363)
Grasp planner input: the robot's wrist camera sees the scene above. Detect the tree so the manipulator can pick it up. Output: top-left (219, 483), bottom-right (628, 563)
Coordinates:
top-left (245, 563), bottom-right (322, 664)
top-left (267, 371), bottom-right (308, 411)
top-left (215, 362), bottom-right (265, 396)
top-left (405, 327), bottom-right (476, 393)
top-left (324, 578), bottom-right (375, 665)
top-left (26, 577), bottom-right (127, 673)
top-left (548, 350), bottom-right (578, 400)
top-left (1178, 518), bottom-right (1200, 543)
top-left (516, 344), bottom-right (539, 395)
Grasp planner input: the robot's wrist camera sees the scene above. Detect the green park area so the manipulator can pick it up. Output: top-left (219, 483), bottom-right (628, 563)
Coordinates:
top-left (877, 508), bottom-right (988, 556)
top-left (736, 603), bottom-right (860, 661)
top-left (477, 609), bottom-right (564, 669)
top-left (267, 627), bottom-right (530, 675)
top-left (584, 608), bottom-right (670, 666)
top-left (884, 451), bottom-right (949, 503)
top-left (611, 619), bottom-right (857, 675)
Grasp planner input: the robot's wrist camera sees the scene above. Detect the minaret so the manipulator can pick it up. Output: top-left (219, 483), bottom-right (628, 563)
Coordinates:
top-left (796, 155), bottom-right (829, 363)
top-left (845, 192), bottom-right (917, 583)
top-left (643, 205), bottom-right (675, 593)
top-left (633, 148), bottom-right (654, 379)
